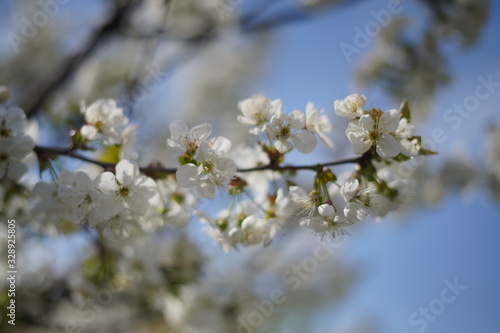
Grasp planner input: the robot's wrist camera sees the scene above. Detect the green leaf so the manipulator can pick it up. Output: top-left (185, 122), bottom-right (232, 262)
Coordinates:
top-left (419, 148), bottom-right (438, 155)
top-left (393, 153), bottom-right (412, 162)
top-left (399, 99), bottom-right (411, 121)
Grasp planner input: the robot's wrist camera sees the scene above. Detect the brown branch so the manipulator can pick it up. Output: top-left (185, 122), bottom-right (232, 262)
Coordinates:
top-left (34, 145), bottom-right (364, 175)
top-left (24, 0), bottom-right (142, 118)
top-left (237, 156), bottom-right (363, 172)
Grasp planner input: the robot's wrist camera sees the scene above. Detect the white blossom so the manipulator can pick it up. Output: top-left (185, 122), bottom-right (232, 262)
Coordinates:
top-left (305, 102), bottom-right (334, 149)
top-left (300, 203), bottom-right (351, 238)
top-left (229, 215), bottom-right (269, 247)
top-left (369, 168), bottom-right (413, 218)
top-left (267, 109), bottom-right (316, 153)
top-left (237, 94), bottom-right (281, 134)
top-left (156, 177), bottom-right (197, 228)
top-left (197, 210), bottom-right (234, 253)
top-left (80, 99), bottom-right (128, 145)
top-left (346, 109), bottom-right (402, 158)
top-left (58, 171), bottom-right (101, 226)
top-left (176, 137), bottom-right (236, 199)
top-left (261, 188), bottom-right (294, 245)
top-left (120, 124), bottom-right (139, 160)
top-left (94, 160), bottom-right (158, 223)
top-left (167, 120), bottom-right (212, 155)
top-left (343, 201), bottom-right (369, 223)
top-left (396, 118), bottom-right (419, 156)
top-left (334, 94), bottom-right (366, 120)
top-left (340, 177), bottom-right (371, 223)
top-left (0, 106), bottom-right (30, 138)
top-left (0, 106), bottom-right (35, 181)
top-left (289, 185), bottom-right (320, 217)
top-left (0, 136), bottom-right (34, 181)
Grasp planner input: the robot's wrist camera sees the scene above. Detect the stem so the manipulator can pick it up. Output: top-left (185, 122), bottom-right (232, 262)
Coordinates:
top-left (34, 145), bottom-right (365, 175)
top-left (238, 157), bottom-right (363, 172)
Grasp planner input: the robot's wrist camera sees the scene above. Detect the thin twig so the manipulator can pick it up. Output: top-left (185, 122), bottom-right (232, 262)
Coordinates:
top-left (25, 0), bottom-right (142, 118)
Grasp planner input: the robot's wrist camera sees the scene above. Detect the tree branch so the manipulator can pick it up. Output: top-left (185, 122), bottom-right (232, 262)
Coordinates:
top-left (24, 0), bottom-right (142, 118)
top-left (34, 145), bottom-right (364, 175)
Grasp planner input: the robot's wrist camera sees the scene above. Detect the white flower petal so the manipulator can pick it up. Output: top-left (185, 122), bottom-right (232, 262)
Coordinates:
top-left (132, 176), bottom-right (158, 200)
top-left (6, 160), bottom-right (27, 181)
top-left (211, 136), bottom-right (232, 154)
top-left (116, 160), bottom-right (139, 185)
top-left (379, 109), bottom-right (400, 132)
top-left (353, 140), bottom-right (371, 155)
top-left (4, 107), bottom-right (28, 134)
top-left (377, 134), bottom-right (401, 158)
top-left (95, 194), bottom-right (126, 221)
top-left (176, 164), bottom-right (199, 188)
top-left (197, 181), bottom-right (216, 199)
top-left (292, 130), bottom-right (317, 154)
top-left (126, 194), bottom-right (150, 215)
top-left (358, 114), bottom-right (375, 131)
top-left (274, 139), bottom-right (292, 153)
top-left (341, 177), bottom-right (359, 202)
top-left (75, 171), bottom-right (93, 192)
top-left (191, 123), bottom-right (212, 142)
top-left (81, 125), bottom-right (99, 141)
top-left (344, 202), bottom-right (368, 223)
top-left (318, 204), bottom-right (336, 218)
top-left (289, 110), bottom-right (306, 129)
top-left (95, 172), bottom-right (119, 194)
top-left (169, 120), bottom-right (188, 141)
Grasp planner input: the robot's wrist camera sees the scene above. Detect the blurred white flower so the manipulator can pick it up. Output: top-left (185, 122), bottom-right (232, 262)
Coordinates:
top-left (237, 94), bottom-right (281, 134)
top-left (305, 102), bottom-right (334, 149)
top-left (156, 176), bottom-right (197, 228)
top-left (0, 106), bottom-right (30, 138)
top-left (0, 106), bottom-right (34, 181)
top-left (396, 118), bottom-right (419, 156)
top-left (80, 99), bottom-right (128, 145)
top-left (340, 177), bottom-right (371, 223)
top-left (120, 125), bottom-right (139, 160)
top-left (0, 136), bottom-right (34, 181)
top-left (58, 171), bottom-right (101, 226)
top-left (334, 94), bottom-right (366, 120)
top-left (229, 215), bottom-right (269, 246)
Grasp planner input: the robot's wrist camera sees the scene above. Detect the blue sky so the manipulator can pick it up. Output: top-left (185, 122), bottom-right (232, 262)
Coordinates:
top-left (251, 0), bottom-right (500, 332)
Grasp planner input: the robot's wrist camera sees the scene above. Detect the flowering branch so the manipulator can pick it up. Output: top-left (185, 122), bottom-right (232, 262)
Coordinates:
top-left (2, 91), bottom-right (435, 251)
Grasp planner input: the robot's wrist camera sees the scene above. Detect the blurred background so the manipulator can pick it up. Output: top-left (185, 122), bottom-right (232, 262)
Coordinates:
top-left (0, 0), bottom-right (499, 332)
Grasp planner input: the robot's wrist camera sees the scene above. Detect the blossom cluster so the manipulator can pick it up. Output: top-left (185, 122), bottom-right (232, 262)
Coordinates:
top-left (0, 105), bottom-right (35, 181)
top-left (168, 120), bottom-right (237, 199)
top-left (79, 99), bottom-right (138, 160)
top-left (238, 94), bottom-right (334, 153)
top-left (1, 92), bottom-right (434, 251)
top-left (335, 94), bottom-right (419, 158)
